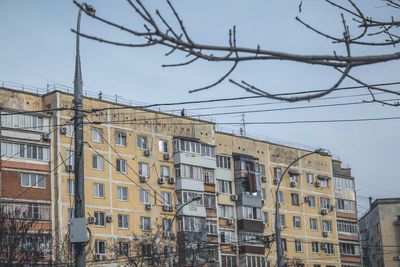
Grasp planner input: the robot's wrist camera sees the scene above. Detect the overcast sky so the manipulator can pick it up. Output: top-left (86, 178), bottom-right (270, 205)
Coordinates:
top-left (1, 0), bottom-right (399, 214)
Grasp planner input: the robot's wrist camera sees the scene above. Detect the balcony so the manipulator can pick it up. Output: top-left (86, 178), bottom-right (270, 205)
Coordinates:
top-left (238, 193), bottom-right (263, 207)
top-left (176, 204), bottom-right (206, 217)
top-left (173, 152), bottom-right (216, 169)
top-left (215, 168), bottom-right (233, 181)
top-left (176, 178), bottom-right (204, 191)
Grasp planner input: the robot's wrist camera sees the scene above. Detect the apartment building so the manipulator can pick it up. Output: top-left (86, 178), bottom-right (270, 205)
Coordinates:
top-left (332, 160), bottom-right (362, 267)
top-left (359, 198), bottom-right (400, 267)
top-left (0, 91), bottom-right (53, 263)
top-left (0, 84), bottom-right (346, 266)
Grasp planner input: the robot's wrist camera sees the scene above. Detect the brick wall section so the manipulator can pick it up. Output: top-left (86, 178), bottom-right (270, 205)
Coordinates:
top-left (1, 170), bottom-right (50, 200)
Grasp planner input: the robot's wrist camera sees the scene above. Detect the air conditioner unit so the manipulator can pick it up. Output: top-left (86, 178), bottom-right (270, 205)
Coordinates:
top-left (162, 205), bottom-right (172, 212)
top-left (395, 255), bottom-right (400, 261)
top-left (230, 195), bottom-right (238, 201)
top-left (263, 222), bottom-right (269, 228)
top-left (158, 177), bottom-right (166, 184)
top-left (228, 218), bottom-right (235, 225)
top-left (315, 181), bottom-right (321, 187)
top-left (290, 181), bottom-right (297, 188)
top-left (144, 149), bottom-right (151, 157)
top-left (278, 202), bottom-right (282, 207)
top-left (163, 153), bottom-right (170, 160)
top-left (320, 208), bottom-right (328, 215)
top-left (279, 225), bottom-right (284, 231)
top-left (60, 127), bottom-right (68, 134)
top-left (88, 217), bottom-right (95, 224)
top-left (140, 175), bottom-right (148, 182)
top-left (168, 177), bottom-right (175, 184)
top-left (304, 196), bottom-right (310, 203)
top-left (273, 178), bottom-right (279, 185)
top-left (329, 204), bottom-right (335, 211)
top-left (322, 231), bottom-right (330, 237)
top-left (66, 164), bottom-right (73, 172)
top-left (145, 204), bottom-right (152, 210)
top-left (261, 176), bottom-right (267, 183)
top-left (261, 199), bottom-right (265, 205)
top-left (42, 133), bottom-right (50, 141)
top-left (106, 215), bottom-right (113, 223)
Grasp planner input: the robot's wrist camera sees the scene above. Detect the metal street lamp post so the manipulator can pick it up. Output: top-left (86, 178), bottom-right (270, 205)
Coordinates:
top-left (167, 196), bottom-right (202, 267)
top-left (275, 148), bottom-right (330, 267)
top-left (72, 3), bottom-right (95, 267)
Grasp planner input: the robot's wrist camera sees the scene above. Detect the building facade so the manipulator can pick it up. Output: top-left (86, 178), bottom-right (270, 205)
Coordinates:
top-left (359, 198), bottom-right (400, 267)
top-left (0, 85), bottom-right (350, 266)
top-left (332, 160), bottom-right (362, 267)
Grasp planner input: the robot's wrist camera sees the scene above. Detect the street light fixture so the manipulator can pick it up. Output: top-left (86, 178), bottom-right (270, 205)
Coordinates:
top-left (167, 196), bottom-right (202, 267)
top-left (275, 148), bottom-right (330, 267)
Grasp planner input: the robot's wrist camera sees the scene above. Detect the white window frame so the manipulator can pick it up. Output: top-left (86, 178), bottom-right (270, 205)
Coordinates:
top-left (140, 189), bottom-right (150, 204)
top-left (115, 131), bottom-right (127, 146)
top-left (117, 186), bottom-right (128, 201)
top-left (306, 173), bottom-right (314, 185)
top-left (67, 179), bottom-right (75, 195)
top-left (21, 173), bottom-right (46, 189)
top-left (95, 240), bottom-right (106, 255)
top-left (94, 211), bottom-right (105, 227)
top-left (93, 183), bottom-right (105, 198)
top-left (310, 218), bottom-right (318, 231)
top-left (118, 214), bottom-right (129, 229)
top-left (91, 127), bottom-right (103, 143)
top-left (293, 216), bottom-right (302, 229)
top-left (116, 159), bottom-right (127, 173)
top-left (159, 139), bottom-right (168, 153)
top-left (217, 179), bottom-right (232, 194)
top-left (92, 155), bottom-right (104, 170)
top-left (139, 162), bottom-right (149, 177)
top-left (140, 216), bottom-right (151, 231)
top-left (137, 135), bottom-right (148, 150)
top-left (295, 239), bottom-right (303, 252)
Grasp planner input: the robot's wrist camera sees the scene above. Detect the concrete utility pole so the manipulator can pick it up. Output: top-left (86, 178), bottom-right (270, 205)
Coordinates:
top-left (71, 2), bottom-right (96, 267)
top-left (275, 148), bottom-right (330, 267)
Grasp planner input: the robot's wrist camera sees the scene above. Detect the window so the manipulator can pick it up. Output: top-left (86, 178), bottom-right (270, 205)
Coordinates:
top-left (21, 173), bottom-right (45, 189)
top-left (118, 214), bottom-right (129, 229)
top-left (334, 177), bottom-right (355, 190)
top-left (93, 183), bottom-right (105, 198)
top-left (139, 189), bottom-right (150, 204)
top-left (95, 240), bottom-right (106, 255)
top-left (1, 112), bottom-right (49, 132)
top-left (206, 220), bottom-right (217, 235)
top-left (325, 243), bottom-right (334, 255)
top-left (67, 179), bottom-right (75, 195)
top-left (216, 155), bottom-right (231, 169)
top-left (337, 220), bottom-right (358, 234)
top-left (259, 164), bottom-right (266, 178)
top-left (263, 212), bottom-right (269, 224)
top-left (139, 162), bottom-right (149, 177)
top-left (181, 191), bottom-right (203, 205)
top-left (274, 167), bottom-right (282, 180)
top-left (308, 195), bottom-right (316, 208)
top-left (246, 255), bottom-right (266, 267)
top-left (322, 220), bottom-right (332, 232)
top-left (140, 216), bottom-right (151, 231)
top-left (159, 139), bottom-right (168, 153)
top-left (203, 168), bottom-right (215, 184)
top-left (1, 142), bottom-right (50, 161)
top-left (261, 189), bottom-right (267, 200)
top-left (336, 199), bottom-right (356, 212)
top-left (217, 180), bottom-right (232, 194)
top-left (163, 218), bottom-right (172, 233)
top-left (201, 144), bottom-right (215, 158)
top-left (207, 248), bottom-right (218, 262)
top-left (295, 240), bottom-right (303, 252)
top-left (181, 217), bottom-right (203, 231)
top-left (0, 202), bottom-right (50, 220)
top-left (117, 186), bottom-right (128, 201)
top-left (311, 241), bottom-right (319, 253)
top-left (339, 242), bottom-right (360, 255)
top-left (289, 173), bottom-right (299, 183)
top-left (281, 238), bottom-right (287, 251)
top-left (92, 155), bottom-right (104, 170)
top-left (219, 205), bottom-right (234, 218)
top-left (293, 216), bottom-right (301, 228)
top-left (220, 229), bottom-right (235, 244)
top-left (318, 176), bottom-right (329, 187)
top-left (291, 193), bottom-right (299, 206)
top-left (141, 244), bottom-right (152, 257)
top-left (119, 242), bottom-right (129, 256)
top-left (161, 191), bottom-right (172, 206)
top-left (320, 197), bottom-right (331, 209)
top-left (243, 206), bottom-right (262, 220)
top-left (279, 214), bottom-right (286, 227)
top-left (277, 191), bottom-right (284, 203)
top-left (306, 173), bottom-right (314, 185)
top-left (221, 255), bottom-right (237, 267)
top-left (66, 151), bottom-right (74, 168)
top-left (91, 127), bottom-right (103, 143)
top-left (204, 194), bottom-right (216, 209)
top-left (310, 218), bottom-right (318, 231)
top-left (115, 131), bottom-right (127, 146)
top-left (160, 165), bottom-right (170, 178)
top-left (137, 135), bottom-right (147, 149)
top-left (94, 211), bottom-right (105, 227)
top-left (116, 159), bottom-right (127, 173)
top-left (176, 164), bottom-right (203, 180)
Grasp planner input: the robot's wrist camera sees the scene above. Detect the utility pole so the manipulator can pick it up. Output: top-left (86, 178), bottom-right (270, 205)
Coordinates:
top-left (70, 3), bottom-right (96, 267)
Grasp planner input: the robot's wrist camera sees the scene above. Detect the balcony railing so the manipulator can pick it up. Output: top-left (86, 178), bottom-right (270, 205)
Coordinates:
top-left (0, 202), bottom-right (51, 221)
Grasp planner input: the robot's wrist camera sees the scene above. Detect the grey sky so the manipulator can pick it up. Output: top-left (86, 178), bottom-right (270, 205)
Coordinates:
top-left (0, 0), bottom-right (399, 214)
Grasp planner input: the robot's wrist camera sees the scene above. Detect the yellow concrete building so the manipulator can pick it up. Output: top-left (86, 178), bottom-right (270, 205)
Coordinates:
top-left (0, 84), bottom-right (344, 267)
